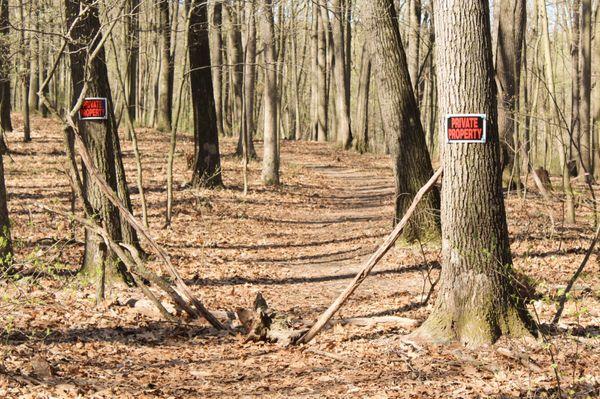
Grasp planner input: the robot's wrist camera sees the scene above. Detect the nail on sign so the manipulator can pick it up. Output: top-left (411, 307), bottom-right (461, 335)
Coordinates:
top-left (445, 114), bottom-right (486, 143)
top-left (79, 98), bottom-right (108, 121)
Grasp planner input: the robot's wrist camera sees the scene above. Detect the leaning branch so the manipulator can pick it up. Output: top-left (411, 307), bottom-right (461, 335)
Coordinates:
top-left (296, 166), bottom-right (444, 345)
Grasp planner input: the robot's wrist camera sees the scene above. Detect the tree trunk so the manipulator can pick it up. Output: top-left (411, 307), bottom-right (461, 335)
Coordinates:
top-left (156, 0), bottom-right (173, 131)
top-left (126, 0), bottom-right (139, 125)
top-left (579, 0), bottom-right (593, 183)
top-left (496, 0), bottom-right (526, 189)
top-left (353, 42), bottom-right (371, 154)
top-left (65, 0), bottom-right (131, 283)
top-left (0, 0), bottom-right (12, 132)
top-left (27, 0), bottom-right (39, 114)
top-left (539, 0), bottom-right (576, 223)
top-left (416, 0), bottom-right (536, 347)
top-left (407, 0), bottom-right (421, 98)
top-left (188, 0), bottom-right (223, 188)
top-left (0, 134), bottom-right (11, 268)
top-left (310, 1), bottom-right (319, 140)
top-left (571, 0), bottom-right (581, 178)
top-left (362, 0), bottom-right (440, 242)
top-left (331, 0), bottom-right (352, 149)
top-left (316, 0), bottom-right (328, 142)
top-left (209, 0), bottom-right (225, 137)
top-left (260, 0), bottom-right (279, 185)
top-left (19, 1), bottom-right (30, 142)
top-left (240, 0), bottom-right (257, 158)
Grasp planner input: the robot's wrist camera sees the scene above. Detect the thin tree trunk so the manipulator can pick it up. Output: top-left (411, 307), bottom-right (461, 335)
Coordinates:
top-left (260, 0), bottom-right (279, 185)
top-left (579, 0), bottom-right (593, 183)
top-left (0, 0), bottom-right (12, 132)
top-left (331, 0), bottom-right (352, 149)
top-left (19, 0), bottom-right (31, 142)
top-left (157, 0), bottom-right (173, 131)
top-left (209, 0), bottom-right (225, 137)
top-left (126, 0), bottom-right (139, 125)
top-left (571, 0), bottom-right (581, 178)
top-left (407, 0), bottom-right (421, 97)
top-left (353, 42), bottom-right (371, 154)
top-left (240, 0), bottom-right (257, 158)
top-left (316, 0), bottom-right (328, 142)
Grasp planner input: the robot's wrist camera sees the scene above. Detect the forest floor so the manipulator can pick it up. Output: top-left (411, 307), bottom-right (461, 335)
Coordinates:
top-left (0, 114), bottom-right (599, 398)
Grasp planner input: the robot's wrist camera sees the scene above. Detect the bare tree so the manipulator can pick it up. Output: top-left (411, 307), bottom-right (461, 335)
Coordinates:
top-left (188, 0), bottom-right (223, 188)
top-left (331, 0), bottom-right (352, 149)
top-left (157, 0), bottom-right (173, 131)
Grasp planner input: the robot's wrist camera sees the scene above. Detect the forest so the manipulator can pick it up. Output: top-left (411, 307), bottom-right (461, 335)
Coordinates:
top-left (0, 0), bottom-right (598, 397)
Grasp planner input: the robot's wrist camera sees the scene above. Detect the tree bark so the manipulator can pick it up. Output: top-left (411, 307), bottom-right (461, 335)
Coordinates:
top-left (310, 1), bottom-right (319, 140)
top-left (331, 0), bottom-right (352, 149)
top-left (28, 0), bottom-right (39, 114)
top-left (496, 0), bottom-right (526, 189)
top-left (362, 0), bottom-right (440, 242)
top-left (260, 0), bottom-right (279, 185)
top-left (188, 0), bottom-right (223, 188)
top-left (416, 0), bottom-right (536, 347)
top-left (156, 0), bottom-right (173, 131)
top-left (65, 0), bottom-right (132, 282)
top-left (0, 0), bottom-right (12, 132)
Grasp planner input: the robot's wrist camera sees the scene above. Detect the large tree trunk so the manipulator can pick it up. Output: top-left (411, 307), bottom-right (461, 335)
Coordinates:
top-left (331, 0), bottom-right (352, 149)
top-left (65, 0), bottom-right (131, 282)
top-left (156, 0), bottom-right (173, 131)
top-left (353, 42), bottom-right (371, 154)
top-left (260, 0), bottom-right (279, 185)
top-left (0, 0), bottom-right (12, 132)
top-left (209, 0), bottom-right (225, 137)
top-left (496, 0), bottom-right (526, 189)
top-left (362, 0), bottom-right (440, 242)
top-left (416, 0), bottom-right (536, 347)
top-left (579, 0), bottom-right (593, 183)
top-left (188, 0), bottom-right (223, 188)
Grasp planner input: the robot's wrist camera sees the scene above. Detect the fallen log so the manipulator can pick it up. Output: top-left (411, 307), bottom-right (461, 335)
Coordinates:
top-left (296, 166), bottom-right (443, 345)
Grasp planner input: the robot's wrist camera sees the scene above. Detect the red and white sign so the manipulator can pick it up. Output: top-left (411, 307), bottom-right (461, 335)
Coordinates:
top-left (445, 114), bottom-right (487, 143)
top-left (79, 97), bottom-right (108, 121)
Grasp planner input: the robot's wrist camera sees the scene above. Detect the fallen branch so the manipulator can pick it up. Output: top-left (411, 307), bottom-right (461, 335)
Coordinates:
top-left (296, 166), bottom-right (444, 345)
top-left (552, 222), bottom-right (600, 324)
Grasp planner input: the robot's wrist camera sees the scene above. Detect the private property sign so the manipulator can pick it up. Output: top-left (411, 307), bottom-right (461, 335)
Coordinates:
top-left (445, 114), bottom-right (487, 143)
top-left (79, 98), bottom-right (108, 121)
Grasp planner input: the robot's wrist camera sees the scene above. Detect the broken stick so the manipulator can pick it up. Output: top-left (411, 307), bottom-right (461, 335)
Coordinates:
top-left (296, 166), bottom-right (443, 345)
